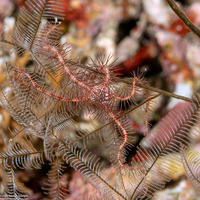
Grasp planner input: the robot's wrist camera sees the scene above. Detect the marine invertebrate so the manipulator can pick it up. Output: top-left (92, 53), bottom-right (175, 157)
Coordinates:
top-left (0, 0), bottom-right (200, 199)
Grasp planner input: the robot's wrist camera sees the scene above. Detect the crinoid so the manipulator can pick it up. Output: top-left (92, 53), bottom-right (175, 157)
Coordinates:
top-left (0, 0), bottom-right (200, 199)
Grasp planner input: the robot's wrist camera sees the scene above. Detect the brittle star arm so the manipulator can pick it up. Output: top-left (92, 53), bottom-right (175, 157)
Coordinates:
top-left (110, 77), bottom-right (150, 135)
top-left (43, 22), bottom-right (111, 91)
top-left (43, 46), bottom-right (92, 91)
top-left (107, 106), bottom-right (148, 197)
top-left (111, 78), bottom-right (136, 101)
top-left (106, 107), bottom-right (129, 168)
top-left (42, 23), bottom-right (93, 90)
top-left (14, 69), bottom-right (86, 102)
top-left (45, 45), bottom-right (115, 96)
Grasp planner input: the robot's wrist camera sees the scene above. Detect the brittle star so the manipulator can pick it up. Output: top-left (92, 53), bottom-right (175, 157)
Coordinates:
top-left (13, 24), bottom-right (149, 169)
